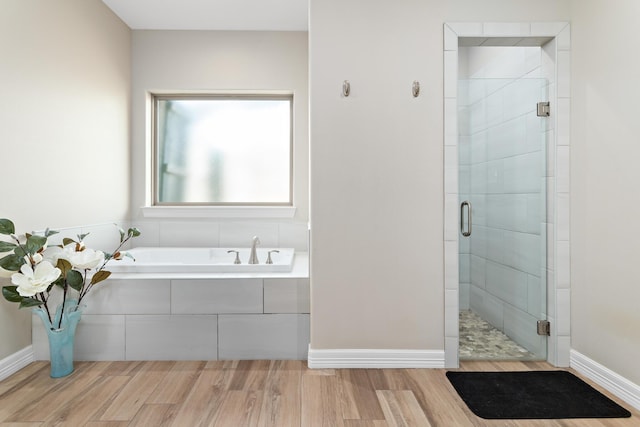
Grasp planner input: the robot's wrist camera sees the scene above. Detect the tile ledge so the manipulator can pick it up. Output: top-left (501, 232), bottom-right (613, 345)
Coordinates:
top-left (141, 205), bottom-right (296, 219)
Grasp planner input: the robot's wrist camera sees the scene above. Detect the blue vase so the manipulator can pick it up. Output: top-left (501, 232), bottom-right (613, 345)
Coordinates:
top-left (33, 299), bottom-right (84, 378)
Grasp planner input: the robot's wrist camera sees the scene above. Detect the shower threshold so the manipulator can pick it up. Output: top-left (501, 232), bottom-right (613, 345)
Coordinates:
top-left (459, 310), bottom-right (537, 360)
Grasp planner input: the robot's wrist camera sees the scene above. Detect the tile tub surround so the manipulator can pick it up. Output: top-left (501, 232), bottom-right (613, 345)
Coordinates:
top-left (32, 254), bottom-right (309, 361)
top-left (129, 219), bottom-right (310, 253)
top-left (106, 247), bottom-right (297, 274)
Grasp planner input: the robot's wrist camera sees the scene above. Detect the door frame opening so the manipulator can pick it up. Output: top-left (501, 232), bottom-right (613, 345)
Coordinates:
top-left (443, 22), bottom-right (571, 368)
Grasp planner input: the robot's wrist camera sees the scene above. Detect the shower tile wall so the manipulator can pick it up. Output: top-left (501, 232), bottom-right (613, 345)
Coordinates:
top-left (459, 47), bottom-right (547, 357)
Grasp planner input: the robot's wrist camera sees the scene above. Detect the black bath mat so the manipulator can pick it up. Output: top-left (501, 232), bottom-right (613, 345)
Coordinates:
top-left (446, 370), bottom-right (632, 419)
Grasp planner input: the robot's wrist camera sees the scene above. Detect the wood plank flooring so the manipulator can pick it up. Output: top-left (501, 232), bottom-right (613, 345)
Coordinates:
top-left (0, 359), bottom-right (637, 426)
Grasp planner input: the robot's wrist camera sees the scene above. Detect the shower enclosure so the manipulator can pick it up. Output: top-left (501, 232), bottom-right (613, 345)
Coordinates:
top-left (458, 76), bottom-right (548, 360)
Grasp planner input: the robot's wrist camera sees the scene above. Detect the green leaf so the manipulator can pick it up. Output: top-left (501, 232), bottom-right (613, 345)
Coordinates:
top-left (0, 241), bottom-right (17, 253)
top-left (53, 276), bottom-right (65, 289)
top-left (13, 246), bottom-right (26, 258)
top-left (19, 297), bottom-right (43, 308)
top-left (77, 232), bottom-right (89, 241)
top-left (118, 227), bottom-right (125, 242)
top-left (128, 227), bottom-right (141, 238)
top-left (44, 228), bottom-right (59, 238)
top-left (0, 219), bottom-right (15, 235)
top-left (66, 270), bottom-right (84, 292)
top-left (90, 270), bottom-right (111, 285)
top-left (2, 286), bottom-right (22, 303)
top-left (25, 235), bottom-right (47, 255)
top-left (0, 254), bottom-right (25, 271)
top-left (62, 237), bottom-right (76, 246)
top-left (56, 258), bottom-right (72, 276)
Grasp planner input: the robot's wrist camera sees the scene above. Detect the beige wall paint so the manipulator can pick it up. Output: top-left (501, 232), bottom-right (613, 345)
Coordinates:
top-left (130, 30), bottom-right (309, 222)
top-left (0, 0), bottom-right (130, 360)
top-left (570, 0), bottom-right (640, 384)
top-left (309, 0), bottom-right (571, 350)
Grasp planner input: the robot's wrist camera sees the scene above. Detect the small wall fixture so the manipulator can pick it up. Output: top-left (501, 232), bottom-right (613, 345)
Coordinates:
top-left (412, 80), bottom-right (420, 98)
top-left (342, 80), bottom-right (351, 97)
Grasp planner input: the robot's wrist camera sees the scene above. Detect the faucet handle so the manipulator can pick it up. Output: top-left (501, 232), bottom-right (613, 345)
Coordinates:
top-left (266, 250), bottom-right (280, 264)
top-left (227, 250), bottom-right (241, 264)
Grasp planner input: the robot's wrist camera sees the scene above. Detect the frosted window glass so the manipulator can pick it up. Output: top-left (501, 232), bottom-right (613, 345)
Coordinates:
top-left (154, 96), bottom-right (292, 205)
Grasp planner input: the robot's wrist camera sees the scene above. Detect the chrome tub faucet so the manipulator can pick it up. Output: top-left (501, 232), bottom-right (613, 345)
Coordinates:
top-left (248, 236), bottom-right (260, 264)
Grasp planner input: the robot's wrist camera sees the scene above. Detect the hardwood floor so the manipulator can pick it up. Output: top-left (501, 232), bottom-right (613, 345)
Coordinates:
top-left (0, 359), bottom-right (637, 426)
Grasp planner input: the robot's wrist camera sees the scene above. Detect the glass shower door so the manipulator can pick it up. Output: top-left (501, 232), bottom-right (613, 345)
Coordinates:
top-left (458, 78), bottom-right (548, 360)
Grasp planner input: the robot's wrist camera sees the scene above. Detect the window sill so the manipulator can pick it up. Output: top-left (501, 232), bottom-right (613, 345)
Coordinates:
top-left (141, 206), bottom-right (297, 219)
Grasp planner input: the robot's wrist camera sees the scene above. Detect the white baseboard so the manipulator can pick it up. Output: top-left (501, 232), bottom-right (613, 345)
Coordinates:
top-left (570, 349), bottom-right (640, 411)
top-left (0, 346), bottom-right (34, 382)
top-left (307, 347), bottom-right (445, 369)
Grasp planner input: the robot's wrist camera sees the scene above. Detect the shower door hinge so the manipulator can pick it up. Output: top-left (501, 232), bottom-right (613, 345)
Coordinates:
top-left (537, 320), bottom-right (551, 336)
top-left (537, 102), bottom-right (551, 117)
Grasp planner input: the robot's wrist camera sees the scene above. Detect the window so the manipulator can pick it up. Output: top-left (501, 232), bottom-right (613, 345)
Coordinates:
top-left (153, 94), bottom-right (292, 206)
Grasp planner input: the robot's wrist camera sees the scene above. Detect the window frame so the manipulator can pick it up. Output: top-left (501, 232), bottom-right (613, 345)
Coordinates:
top-left (150, 93), bottom-right (294, 208)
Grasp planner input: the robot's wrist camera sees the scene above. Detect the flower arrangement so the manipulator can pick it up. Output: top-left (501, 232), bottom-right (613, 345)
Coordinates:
top-left (0, 218), bottom-right (140, 329)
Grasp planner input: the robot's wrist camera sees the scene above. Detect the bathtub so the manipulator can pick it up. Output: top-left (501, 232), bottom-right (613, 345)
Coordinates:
top-left (106, 247), bottom-right (295, 273)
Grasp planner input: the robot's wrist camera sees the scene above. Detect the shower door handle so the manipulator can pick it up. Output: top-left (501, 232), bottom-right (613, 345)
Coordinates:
top-left (460, 201), bottom-right (472, 237)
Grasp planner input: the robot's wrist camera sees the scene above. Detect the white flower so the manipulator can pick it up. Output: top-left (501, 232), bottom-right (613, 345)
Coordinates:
top-left (43, 244), bottom-right (105, 270)
top-left (61, 245), bottom-right (105, 270)
top-left (11, 261), bottom-right (61, 297)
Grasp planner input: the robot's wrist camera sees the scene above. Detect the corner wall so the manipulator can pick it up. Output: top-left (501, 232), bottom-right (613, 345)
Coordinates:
top-left (570, 0), bottom-right (640, 385)
top-left (0, 0), bottom-right (131, 360)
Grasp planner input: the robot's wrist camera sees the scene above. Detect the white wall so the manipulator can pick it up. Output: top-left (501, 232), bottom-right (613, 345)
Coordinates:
top-left (130, 31), bottom-right (309, 251)
top-left (0, 0), bottom-right (131, 360)
top-left (309, 0), bottom-right (571, 352)
top-left (570, 0), bottom-right (640, 385)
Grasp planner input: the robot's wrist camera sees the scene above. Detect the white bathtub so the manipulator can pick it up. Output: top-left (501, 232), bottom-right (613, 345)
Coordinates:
top-left (106, 247), bottom-right (295, 273)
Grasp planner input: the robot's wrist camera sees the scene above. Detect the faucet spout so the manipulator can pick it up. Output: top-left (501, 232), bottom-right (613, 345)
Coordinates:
top-left (248, 236), bottom-right (260, 264)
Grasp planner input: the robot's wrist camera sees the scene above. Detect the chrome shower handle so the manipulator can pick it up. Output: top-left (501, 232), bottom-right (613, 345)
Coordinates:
top-left (460, 201), bottom-right (472, 237)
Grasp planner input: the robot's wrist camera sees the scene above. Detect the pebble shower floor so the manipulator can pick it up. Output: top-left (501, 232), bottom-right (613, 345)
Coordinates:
top-left (459, 310), bottom-right (535, 360)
